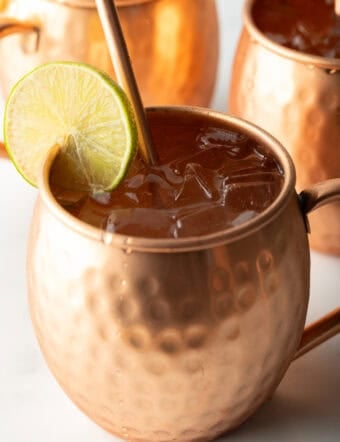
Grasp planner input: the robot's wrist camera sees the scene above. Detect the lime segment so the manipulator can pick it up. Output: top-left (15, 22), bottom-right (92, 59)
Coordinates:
top-left (4, 62), bottom-right (137, 192)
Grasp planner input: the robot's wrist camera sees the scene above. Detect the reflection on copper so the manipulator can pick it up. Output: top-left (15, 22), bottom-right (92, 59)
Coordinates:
top-left (0, 0), bottom-right (218, 107)
top-left (26, 107), bottom-right (340, 440)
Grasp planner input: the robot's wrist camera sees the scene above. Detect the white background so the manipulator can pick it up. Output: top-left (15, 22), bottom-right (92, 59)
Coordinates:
top-left (0, 1), bottom-right (339, 441)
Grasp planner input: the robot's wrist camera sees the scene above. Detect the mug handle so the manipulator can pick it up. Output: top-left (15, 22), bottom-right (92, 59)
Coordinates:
top-left (0, 18), bottom-right (40, 43)
top-left (294, 179), bottom-right (340, 360)
top-left (0, 20), bottom-right (40, 158)
top-left (0, 142), bottom-right (6, 158)
top-left (0, 141), bottom-right (9, 160)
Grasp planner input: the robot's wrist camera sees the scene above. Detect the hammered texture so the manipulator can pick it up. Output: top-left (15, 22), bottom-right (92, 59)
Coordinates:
top-left (229, 28), bottom-right (340, 254)
top-left (0, 0), bottom-right (218, 107)
top-left (27, 194), bottom-right (310, 442)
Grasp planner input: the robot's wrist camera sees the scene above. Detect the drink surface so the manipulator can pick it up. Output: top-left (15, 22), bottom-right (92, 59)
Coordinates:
top-left (51, 113), bottom-right (283, 239)
top-left (253, 0), bottom-right (340, 58)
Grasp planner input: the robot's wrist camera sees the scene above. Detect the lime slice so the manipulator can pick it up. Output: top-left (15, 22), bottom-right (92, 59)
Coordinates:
top-left (3, 62), bottom-right (137, 192)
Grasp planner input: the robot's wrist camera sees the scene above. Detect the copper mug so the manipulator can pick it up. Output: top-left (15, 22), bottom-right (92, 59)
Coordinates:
top-left (229, 0), bottom-right (340, 255)
top-left (0, 0), bottom-right (218, 106)
top-left (25, 106), bottom-right (339, 441)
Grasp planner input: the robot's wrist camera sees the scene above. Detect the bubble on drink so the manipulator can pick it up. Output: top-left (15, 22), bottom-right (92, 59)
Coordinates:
top-left (51, 113), bottom-right (284, 239)
top-left (253, 0), bottom-right (340, 58)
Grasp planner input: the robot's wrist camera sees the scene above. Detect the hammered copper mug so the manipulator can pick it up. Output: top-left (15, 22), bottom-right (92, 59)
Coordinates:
top-left (229, 0), bottom-right (340, 255)
top-left (0, 0), bottom-right (218, 106)
top-left (25, 107), bottom-right (339, 442)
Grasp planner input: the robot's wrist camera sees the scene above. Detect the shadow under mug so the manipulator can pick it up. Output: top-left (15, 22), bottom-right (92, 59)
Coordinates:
top-left (6, 107), bottom-right (340, 441)
top-left (229, 0), bottom-right (340, 256)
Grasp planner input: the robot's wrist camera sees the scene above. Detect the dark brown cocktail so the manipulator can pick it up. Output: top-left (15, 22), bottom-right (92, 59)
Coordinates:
top-left (51, 111), bottom-right (283, 238)
top-left (253, 0), bottom-right (340, 58)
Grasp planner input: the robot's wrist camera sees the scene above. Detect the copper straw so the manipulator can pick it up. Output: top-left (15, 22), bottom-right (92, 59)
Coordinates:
top-left (336, 0), bottom-right (340, 15)
top-left (95, 0), bottom-right (158, 165)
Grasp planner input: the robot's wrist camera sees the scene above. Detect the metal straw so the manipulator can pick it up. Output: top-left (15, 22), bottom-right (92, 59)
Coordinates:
top-left (95, 0), bottom-right (158, 165)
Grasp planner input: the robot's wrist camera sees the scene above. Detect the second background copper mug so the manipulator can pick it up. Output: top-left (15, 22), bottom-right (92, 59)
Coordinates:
top-left (0, 0), bottom-right (219, 106)
top-left (229, 0), bottom-right (340, 255)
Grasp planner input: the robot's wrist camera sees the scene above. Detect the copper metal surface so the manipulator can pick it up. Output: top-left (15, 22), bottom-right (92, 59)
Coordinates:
top-left (229, 0), bottom-right (340, 255)
top-left (0, 0), bottom-right (218, 107)
top-left (26, 107), bottom-right (340, 441)
top-left (0, 142), bottom-right (6, 158)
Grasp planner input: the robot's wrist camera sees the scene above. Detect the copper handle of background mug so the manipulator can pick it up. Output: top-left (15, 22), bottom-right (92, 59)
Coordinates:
top-left (0, 18), bottom-right (40, 42)
top-left (0, 142), bottom-right (7, 159)
top-left (295, 179), bottom-right (340, 360)
top-left (0, 20), bottom-right (40, 159)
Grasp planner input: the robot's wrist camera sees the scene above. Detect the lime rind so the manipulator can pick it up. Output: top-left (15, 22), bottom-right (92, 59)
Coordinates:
top-left (3, 62), bottom-right (137, 192)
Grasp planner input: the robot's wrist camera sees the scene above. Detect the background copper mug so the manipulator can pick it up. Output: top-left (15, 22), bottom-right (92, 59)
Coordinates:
top-left (0, 0), bottom-right (218, 106)
top-left (26, 107), bottom-right (339, 441)
top-left (229, 0), bottom-right (340, 255)
top-left (0, 142), bottom-right (5, 158)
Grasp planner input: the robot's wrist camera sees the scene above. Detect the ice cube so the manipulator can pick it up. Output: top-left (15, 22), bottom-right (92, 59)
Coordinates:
top-left (291, 33), bottom-right (309, 52)
top-left (198, 127), bottom-right (249, 149)
top-left (232, 210), bottom-right (258, 227)
top-left (197, 127), bottom-right (254, 159)
top-left (174, 163), bottom-right (215, 204)
top-left (223, 177), bottom-right (282, 214)
top-left (222, 170), bottom-right (281, 185)
top-left (173, 202), bottom-right (232, 237)
top-left (91, 192), bottom-right (111, 205)
top-left (161, 164), bottom-right (183, 186)
top-left (54, 189), bottom-right (87, 207)
top-left (123, 169), bottom-right (176, 209)
top-left (76, 198), bottom-right (111, 228)
top-left (126, 173), bottom-right (145, 190)
top-left (105, 208), bottom-right (174, 238)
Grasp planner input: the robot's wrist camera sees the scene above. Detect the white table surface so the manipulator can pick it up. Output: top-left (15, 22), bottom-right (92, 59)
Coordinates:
top-left (0, 1), bottom-right (339, 441)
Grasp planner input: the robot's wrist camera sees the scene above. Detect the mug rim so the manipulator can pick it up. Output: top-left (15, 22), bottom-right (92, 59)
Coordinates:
top-left (244, 0), bottom-right (340, 70)
top-left (40, 106), bottom-right (296, 253)
top-left (45, 0), bottom-right (158, 8)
